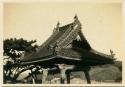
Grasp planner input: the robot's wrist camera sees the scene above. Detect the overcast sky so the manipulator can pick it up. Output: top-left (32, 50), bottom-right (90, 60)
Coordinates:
top-left (4, 1), bottom-right (123, 61)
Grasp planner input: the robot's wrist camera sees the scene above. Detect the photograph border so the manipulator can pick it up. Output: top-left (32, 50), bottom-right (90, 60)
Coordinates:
top-left (1, 0), bottom-right (124, 86)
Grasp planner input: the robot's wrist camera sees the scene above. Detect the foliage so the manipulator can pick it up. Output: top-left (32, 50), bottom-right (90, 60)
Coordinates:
top-left (3, 38), bottom-right (38, 63)
top-left (3, 38), bottom-right (38, 83)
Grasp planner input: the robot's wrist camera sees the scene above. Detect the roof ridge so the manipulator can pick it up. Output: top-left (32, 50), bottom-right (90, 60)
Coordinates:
top-left (57, 22), bottom-right (81, 49)
top-left (59, 23), bottom-right (73, 28)
top-left (47, 23), bottom-right (73, 50)
top-left (78, 30), bottom-right (91, 50)
top-left (38, 23), bottom-right (74, 51)
top-left (56, 24), bottom-right (73, 43)
top-left (38, 31), bottom-right (59, 50)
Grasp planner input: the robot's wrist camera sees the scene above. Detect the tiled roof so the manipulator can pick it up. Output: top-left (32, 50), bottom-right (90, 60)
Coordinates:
top-left (21, 18), bottom-right (114, 65)
top-left (58, 48), bottom-right (114, 63)
top-left (21, 48), bottom-right (114, 65)
top-left (21, 23), bottom-right (75, 62)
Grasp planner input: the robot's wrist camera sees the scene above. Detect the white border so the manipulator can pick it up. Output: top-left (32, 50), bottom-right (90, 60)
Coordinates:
top-left (1, 0), bottom-right (124, 86)
top-left (0, 1), bottom-right (3, 87)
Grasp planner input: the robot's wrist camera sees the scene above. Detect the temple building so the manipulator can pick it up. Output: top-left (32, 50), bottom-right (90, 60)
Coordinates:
top-left (21, 15), bottom-right (115, 84)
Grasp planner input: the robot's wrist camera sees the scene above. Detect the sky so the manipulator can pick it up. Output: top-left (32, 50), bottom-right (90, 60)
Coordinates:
top-left (3, 1), bottom-right (124, 61)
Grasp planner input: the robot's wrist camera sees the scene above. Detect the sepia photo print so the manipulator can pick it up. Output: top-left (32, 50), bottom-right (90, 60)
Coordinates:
top-left (3, 0), bottom-right (123, 85)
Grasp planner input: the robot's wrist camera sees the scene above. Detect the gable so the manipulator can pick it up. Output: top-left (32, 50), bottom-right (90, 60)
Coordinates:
top-left (64, 32), bottom-right (91, 50)
top-left (78, 30), bottom-right (91, 50)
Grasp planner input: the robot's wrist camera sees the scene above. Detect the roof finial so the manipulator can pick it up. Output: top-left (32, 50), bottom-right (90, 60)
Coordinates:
top-left (73, 14), bottom-right (81, 26)
top-left (74, 14), bottom-right (78, 20)
top-left (56, 21), bottom-right (60, 28)
top-left (110, 49), bottom-right (115, 58)
top-left (53, 21), bottom-right (60, 33)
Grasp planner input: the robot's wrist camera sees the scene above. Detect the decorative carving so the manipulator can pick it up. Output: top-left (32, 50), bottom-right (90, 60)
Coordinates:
top-left (54, 41), bottom-right (60, 54)
top-left (53, 21), bottom-right (60, 33)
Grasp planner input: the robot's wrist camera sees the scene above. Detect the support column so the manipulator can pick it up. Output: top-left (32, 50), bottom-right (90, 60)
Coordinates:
top-left (60, 68), bottom-right (66, 84)
top-left (42, 68), bottom-right (48, 84)
top-left (84, 69), bottom-right (91, 84)
top-left (66, 71), bottom-right (71, 84)
top-left (57, 64), bottom-right (67, 84)
top-left (57, 64), bottom-right (74, 84)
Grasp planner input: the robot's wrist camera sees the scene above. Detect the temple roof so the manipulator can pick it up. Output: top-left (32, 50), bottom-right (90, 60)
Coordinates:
top-left (21, 16), bottom-right (114, 65)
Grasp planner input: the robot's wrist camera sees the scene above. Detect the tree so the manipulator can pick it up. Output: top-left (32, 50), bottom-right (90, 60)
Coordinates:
top-left (3, 38), bottom-right (38, 83)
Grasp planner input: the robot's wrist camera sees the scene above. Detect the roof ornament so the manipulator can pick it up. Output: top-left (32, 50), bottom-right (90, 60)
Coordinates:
top-left (53, 21), bottom-right (60, 33)
top-left (54, 41), bottom-right (60, 54)
top-left (73, 14), bottom-right (81, 26)
top-left (110, 49), bottom-right (115, 58)
top-left (74, 14), bottom-right (78, 20)
top-left (56, 21), bottom-right (60, 32)
top-left (57, 21), bottom-right (60, 27)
